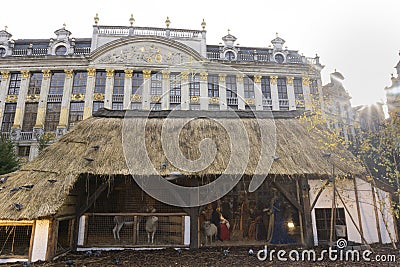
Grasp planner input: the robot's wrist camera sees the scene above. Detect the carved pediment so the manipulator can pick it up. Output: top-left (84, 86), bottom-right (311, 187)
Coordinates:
top-left (94, 42), bottom-right (197, 65)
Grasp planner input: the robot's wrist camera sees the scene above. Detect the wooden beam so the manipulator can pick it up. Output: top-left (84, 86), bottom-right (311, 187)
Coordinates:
top-left (184, 207), bottom-right (199, 249)
top-left (352, 177), bottom-right (364, 240)
top-left (310, 179), bottom-right (331, 211)
top-left (299, 176), bottom-right (313, 247)
top-left (273, 181), bottom-right (303, 213)
top-left (76, 183), bottom-right (108, 217)
top-left (296, 179), bottom-right (305, 245)
top-left (371, 184), bottom-right (382, 243)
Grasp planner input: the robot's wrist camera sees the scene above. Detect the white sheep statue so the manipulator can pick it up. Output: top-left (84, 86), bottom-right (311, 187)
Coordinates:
top-left (202, 221), bottom-right (217, 245)
top-left (146, 215), bottom-right (158, 244)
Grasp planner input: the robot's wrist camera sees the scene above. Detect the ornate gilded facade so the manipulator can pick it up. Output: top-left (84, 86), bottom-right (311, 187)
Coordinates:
top-left (0, 19), bottom-right (323, 160)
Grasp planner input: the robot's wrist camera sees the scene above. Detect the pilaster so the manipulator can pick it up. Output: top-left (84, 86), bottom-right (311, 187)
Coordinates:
top-left (199, 71), bottom-right (208, 110)
top-left (218, 74), bottom-right (227, 110)
top-left (57, 69), bottom-right (74, 135)
top-left (34, 70), bottom-right (51, 129)
top-left (142, 69), bottom-right (151, 110)
top-left (254, 75), bottom-right (263, 111)
top-left (302, 77), bottom-right (312, 110)
top-left (162, 70), bottom-right (170, 110)
top-left (83, 68), bottom-right (96, 119)
top-left (123, 69), bottom-right (133, 110)
top-left (180, 71), bottom-right (189, 110)
top-left (286, 76), bottom-right (296, 111)
top-left (236, 74), bottom-right (245, 110)
top-left (12, 70), bottom-right (30, 129)
top-left (104, 69), bottom-right (114, 109)
top-left (270, 76), bottom-right (279, 110)
top-left (0, 71), bottom-right (11, 125)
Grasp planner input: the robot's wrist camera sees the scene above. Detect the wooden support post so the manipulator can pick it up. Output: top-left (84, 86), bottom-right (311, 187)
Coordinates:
top-left (310, 179), bottom-right (330, 211)
top-left (187, 207), bottom-right (199, 249)
top-left (371, 184), bottom-right (382, 243)
top-left (352, 177), bottom-right (364, 241)
top-left (76, 183), bottom-right (108, 217)
top-left (299, 175), bottom-right (313, 247)
top-left (45, 219), bottom-right (59, 261)
top-left (329, 177), bottom-right (336, 247)
top-left (296, 178), bottom-right (305, 245)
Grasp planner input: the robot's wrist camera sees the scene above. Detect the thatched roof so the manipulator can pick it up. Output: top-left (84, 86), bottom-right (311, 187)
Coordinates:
top-left (0, 109), bottom-right (366, 220)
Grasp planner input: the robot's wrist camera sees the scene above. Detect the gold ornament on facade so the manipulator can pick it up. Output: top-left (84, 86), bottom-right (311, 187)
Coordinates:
top-left (146, 57), bottom-right (153, 63)
top-left (64, 69), bottom-right (74, 78)
top-left (181, 71), bottom-right (189, 81)
top-left (253, 75), bottom-right (262, 83)
top-left (200, 71), bottom-right (208, 81)
top-left (87, 68), bottom-right (96, 77)
top-left (71, 93), bottom-right (85, 101)
top-left (26, 94), bottom-right (40, 102)
top-left (131, 94), bottom-right (142, 102)
top-left (1, 71), bottom-right (10, 79)
top-left (155, 54), bottom-right (162, 63)
top-left (270, 75), bottom-right (278, 85)
top-left (209, 97), bottom-right (219, 104)
top-left (42, 69), bottom-right (51, 78)
top-left (93, 93), bottom-right (105, 101)
top-left (201, 19), bottom-right (206, 30)
top-left (5, 95), bottom-right (18, 102)
top-left (165, 16), bottom-right (171, 28)
top-left (151, 95), bottom-right (161, 103)
top-left (245, 98), bottom-right (256, 105)
top-left (129, 14), bottom-right (135, 26)
top-left (236, 74), bottom-right (244, 82)
top-left (219, 74), bottom-right (226, 82)
top-left (21, 70), bottom-right (30, 79)
top-left (142, 69), bottom-right (151, 78)
top-left (124, 69), bottom-right (133, 78)
top-left (286, 76), bottom-right (294, 85)
top-left (190, 96), bottom-right (200, 103)
top-left (162, 70), bottom-right (170, 79)
top-left (106, 69), bottom-right (114, 77)
top-left (94, 13), bottom-right (99, 25)
top-left (302, 77), bottom-right (310, 86)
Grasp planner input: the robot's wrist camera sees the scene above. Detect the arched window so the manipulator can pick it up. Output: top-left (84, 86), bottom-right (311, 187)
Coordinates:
top-left (0, 48), bottom-right (6, 57)
top-left (225, 51), bottom-right (235, 61)
top-left (55, 46), bottom-right (67, 55)
top-left (274, 54), bottom-right (284, 63)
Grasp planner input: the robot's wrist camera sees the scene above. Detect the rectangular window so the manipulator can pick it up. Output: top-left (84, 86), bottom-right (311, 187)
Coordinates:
top-left (277, 78), bottom-right (288, 99)
top-left (1, 103), bottom-right (16, 132)
top-left (44, 102), bottom-right (61, 131)
top-left (261, 77), bottom-right (271, 99)
top-left (72, 71), bottom-right (87, 94)
top-left (150, 103), bottom-right (162, 110)
top-left (132, 72), bottom-right (143, 94)
top-left (293, 78), bottom-right (303, 100)
top-left (315, 208), bottom-right (346, 242)
top-left (113, 72), bottom-right (125, 95)
top-left (189, 74), bottom-right (200, 97)
top-left (208, 75), bottom-right (219, 97)
top-left (244, 77), bottom-right (255, 98)
top-left (18, 146), bottom-right (30, 157)
top-left (310, 79), bottom-right (319, 95)
top-left (169, 103), bottom-right (181, 110)
top-left (226, 75), bottom-right (237, 98)
top-left (22, 103), bottom-right (38, 132)
top-left (131, 102), bottom-right (142, 110)
top-left (93, 101), bottom-right (104, 112)
top-left (28, 73), bottom-right (42, 95)
top-left (49, 72), bottom-right (65, 95)
top-left (151, 73), bottom-right (163, 95)
top-left (68, 102), bottom-right (84, 129)
top-left (208, 104), bottom-right (220, 111)
top-left (0, 225), bottom-right (33, 256)
top-left (94, 71), bottom-right (106, 94)
top-left (170, 73), bottom-right (181, 96)
top-left (112, 102), bottom-right (123, 110)
top-left (8, 73), bottom-right (21, 95)
top-left (190, 104), bottom-right (200, 110)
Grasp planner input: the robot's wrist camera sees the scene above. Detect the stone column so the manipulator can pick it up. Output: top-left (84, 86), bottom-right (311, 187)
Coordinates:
top-left (83, 68), bottom-right (96, 119)
top-left (124, 69), bottom-right (133, 110)
top-left (142, 69), bottom-right (151, 110)
top-left (302, 77), bottom-right (312, 111)
top-left (0, 71), bottom-right (11, 126)
top-left (33, 70), bottom-right (51, 138)
top-left (11, 70), bottom-right (30, 131)
top-left (236, 74), bottom-right (245, 110)
top-left (57, 69), bottom-right (74, 136)
top-left (162, 70), bottom-right (170, 110)
top-left (104, 69), bottom-right (114, 109)
top-left (286, 76), bottom-right (296, 111)
top-left (199, 71), bottom-right (208, 110)
top-left (254, 75), bottom-right (263, 111)
top-left (180, 71), bottom-right (189, 110)
top-left (270, 76), bottom-right (279, 110)
top-left (218, 74), bottom-right (227, 110)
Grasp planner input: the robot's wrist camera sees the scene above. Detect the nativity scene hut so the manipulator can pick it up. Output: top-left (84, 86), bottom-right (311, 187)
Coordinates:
top-left (0, 109), bottom-right (397, 263)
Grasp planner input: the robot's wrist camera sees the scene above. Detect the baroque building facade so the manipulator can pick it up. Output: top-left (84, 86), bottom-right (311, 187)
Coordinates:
top-left (0, 18), bottom-right (322, 161)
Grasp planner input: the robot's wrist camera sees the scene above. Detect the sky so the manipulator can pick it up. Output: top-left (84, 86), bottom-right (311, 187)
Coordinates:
top-left (1, 0), bottom-right (400, 108)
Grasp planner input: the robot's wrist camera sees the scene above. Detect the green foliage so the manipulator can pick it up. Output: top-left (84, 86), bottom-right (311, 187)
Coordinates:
top-left (0, 136), bottom-right (19, 175)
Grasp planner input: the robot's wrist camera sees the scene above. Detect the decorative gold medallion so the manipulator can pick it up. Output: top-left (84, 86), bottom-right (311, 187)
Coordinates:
top-left (6, 94), bottom-right (18, 102)
top-left (209, 97), bottom-right (220, 104)
top-left (93, 93), bottom-right (105, 101)
top-left (190, 96), bottom-right (200, 103)
top-left (151, 95), bottom-right (161, 103)
top-left (131, 94), bottom-right (142, 102)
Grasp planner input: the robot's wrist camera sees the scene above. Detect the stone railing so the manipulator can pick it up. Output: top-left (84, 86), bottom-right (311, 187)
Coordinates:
top-left (97, 25), bottom-right (202, 39)
top-left (20, 132), bottom-right (33, 141)
top-left (227, 97), bottom-right (238, 105)
top-left (47, 94), bottom-right (63, 102)
top-left (170, 95), bottom-right (181, 103)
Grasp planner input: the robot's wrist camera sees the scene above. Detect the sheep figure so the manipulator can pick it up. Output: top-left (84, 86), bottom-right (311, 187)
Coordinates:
top-left (202, 221), bottom-right (217, 245)
top-left (146, 215), bottom-right (158, 244)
